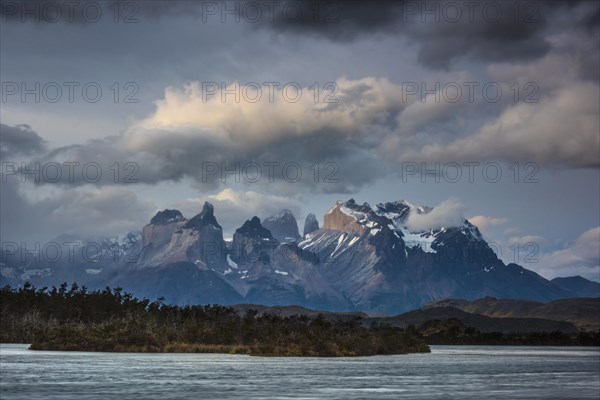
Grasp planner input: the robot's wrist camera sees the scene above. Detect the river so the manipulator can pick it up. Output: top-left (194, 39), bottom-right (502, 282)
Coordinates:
top-left (1, 344), bottom-right (598, 399)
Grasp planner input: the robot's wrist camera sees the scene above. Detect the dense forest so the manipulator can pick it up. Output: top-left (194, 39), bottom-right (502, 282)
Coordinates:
top-left (0, 283), bottom-right (430, 356)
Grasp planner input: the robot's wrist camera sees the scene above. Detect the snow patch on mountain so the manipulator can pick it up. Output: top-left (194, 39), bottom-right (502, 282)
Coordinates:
top-left (226, 254), bottom-right (238, 269)
top-left (401, 230), bottom-right (437, 253)
top-left (339, 205), bottom-right (367, 221)
top-left (85, 268), bottom-right (102, 275)
top-left (330, 233), bottom-right (361, 258)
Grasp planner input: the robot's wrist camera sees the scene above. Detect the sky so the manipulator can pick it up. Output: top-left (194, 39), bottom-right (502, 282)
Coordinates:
top-left (1, 0), bottom-right (599, 281)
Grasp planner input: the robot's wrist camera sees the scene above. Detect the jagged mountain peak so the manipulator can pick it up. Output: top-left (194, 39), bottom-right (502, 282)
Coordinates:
top-left (320, 198), bottom-right (486, 255)
top-left (150, 209), bottom-right (185, 225)
top-left (461, 221), bottom-right (484, 241)
top-left (374, 200), bottom-right (431, 222)
top-left (262, 209), bottom-right (300, 242)
top-left (324, 201), bottom-right (368, 234)
top-left (264, 208), bottom-right (295, 221)
top-left (303, 213), bottom-right (319, 236)
top-left (236, 216), bottom-right (276, 241)
top-left (326, 199), bottom-right (372, 223)
top-left (183, 202), bottom-right (222, 231)
top-left (343, 198), bottom-right (372, 213)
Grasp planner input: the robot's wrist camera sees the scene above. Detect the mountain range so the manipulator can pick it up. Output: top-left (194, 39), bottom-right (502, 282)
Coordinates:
top-left (1, 198), bottom-right (598, 315)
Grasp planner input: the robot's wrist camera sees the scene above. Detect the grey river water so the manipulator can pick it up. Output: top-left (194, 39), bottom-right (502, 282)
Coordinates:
top-left (1, 344), bottom-right (599, 399)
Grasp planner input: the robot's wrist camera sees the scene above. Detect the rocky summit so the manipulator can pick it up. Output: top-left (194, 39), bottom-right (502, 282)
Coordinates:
top-left (262, 209), bottom-right (301, 243)
top-left (303, 213), bottom-right (319, 237)
top-left (1, 198), bottom-right (596, 315)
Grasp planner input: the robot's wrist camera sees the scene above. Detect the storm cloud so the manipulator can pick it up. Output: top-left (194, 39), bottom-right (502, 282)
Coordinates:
top-left (259, 0), bottom-right (592, 69)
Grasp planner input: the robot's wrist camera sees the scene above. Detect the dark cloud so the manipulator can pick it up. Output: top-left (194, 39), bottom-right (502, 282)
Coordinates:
top-left (259, 0), bottom-right (598, 69)
top-left (3, 0), bottom-right (596, 71)
top-left (413, 12), bottom-right (551, 69)
top-left (31, 127), bottom-right (388, 194)
top-left (582, 6), bottom-right (600, 30)
top-left (262, 0), bottom-right (403, 40)
top-left (0, 123), bottom-right (46, 158)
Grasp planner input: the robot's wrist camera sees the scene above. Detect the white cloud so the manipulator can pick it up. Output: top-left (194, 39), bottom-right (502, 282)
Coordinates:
top-left (469, 215), bottom-right (507, 234)
top-left (32, 77), bottom-right (402, 193)
top-left (406, 197), bottom-right (465, 232)
top-left (535, 227), bottom-right (600, 281)
top-left (571, 226), bottom-right (600, 265)
top-left (507, 235), bottom-right (546, 245)
top-left (400, 82), bottom-right (600, 167)
top-left (128, 77), bottom-right (404, 147)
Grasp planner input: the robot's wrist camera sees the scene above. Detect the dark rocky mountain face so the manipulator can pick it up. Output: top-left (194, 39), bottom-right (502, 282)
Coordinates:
top-left (109, 262), bottom-right (244, 306)
top-left (226, 216), bottom-right (351, 311)
top-left (183, 202), bottom-right (222, 232)
top-left (1, 198), bottom-right (593, 315)
top-left (303, 213), bottom-right (319, 237)
top-left (236, 216), bottom-right (275, 240)
top-left (150, 209), bottom-right (184, 225)
top-left (231, 216), bottom-right (278, 265)
top-left (261, 209), bottom-right (301, 242)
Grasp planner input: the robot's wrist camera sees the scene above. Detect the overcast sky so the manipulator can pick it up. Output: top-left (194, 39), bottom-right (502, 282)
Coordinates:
top-left (1, 0), bottom-right (599, 281)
